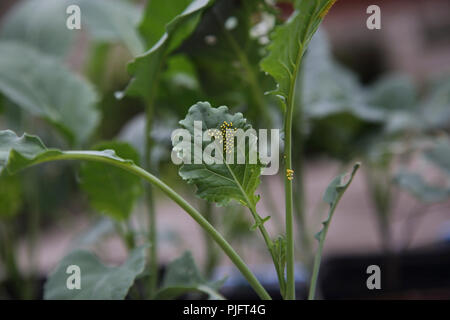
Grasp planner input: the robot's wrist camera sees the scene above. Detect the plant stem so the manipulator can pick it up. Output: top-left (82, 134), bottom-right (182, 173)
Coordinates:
top-left (292, 65), bottom-right (312, 264)
top-left (202, 201), bottom-right (220, 277)
top-left (29, 152), bottom-right (272, 300)
top-left (224, 163), bottom-right (286, 294)
top-left (144, 100), bottom-right (158, 297)
top-left (308, 164), bottom-right (360, 300)
top-left (283, 60), bottom-right (300, 299)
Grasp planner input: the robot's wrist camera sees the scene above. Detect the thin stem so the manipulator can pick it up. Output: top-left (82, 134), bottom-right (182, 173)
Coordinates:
top-left (202, 201), bottom-right (220, 277)
top-left (308, 164), bottom-right (360, 300)
top-left (284, 92), bottom-right (295, 300)
top-left (224, 162), bottom-right (286, 294)
top-left (28, 152), bottom-right (272, 300)
top-left (144, 99), bottom-right (158, 297)
top-left (292, 65), bottom-right (312, 264)
top-left (308, 220), bottom-right (327, 300)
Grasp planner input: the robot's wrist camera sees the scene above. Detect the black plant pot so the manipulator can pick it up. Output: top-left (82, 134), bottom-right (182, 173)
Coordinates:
top-left (318, 242), bottom-right (450, 299)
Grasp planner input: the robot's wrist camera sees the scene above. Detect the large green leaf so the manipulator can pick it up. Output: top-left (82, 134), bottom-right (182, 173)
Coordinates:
top-left (303, 30), bottom-right (384, 122)
top-left (44, 246), bottom-right (146, 300)
top-left (0, 41), bottom-right (99, 144)
top-left (261, 0), bottom-right (337, 104)
top-left (0, 130), bottom-right (132, 176)
top-left (122, 0), bottom-right (214, 101)
top-left (1, 0), bottom-right (144, 57)
top-left (155, 251), bottom-right (224, 300)
top-left (301, 30), bottom-right (384, 161)
top-left (79, 141), bottom-right (143, 221)
top-left (173, 102), bottom-right (263, 207)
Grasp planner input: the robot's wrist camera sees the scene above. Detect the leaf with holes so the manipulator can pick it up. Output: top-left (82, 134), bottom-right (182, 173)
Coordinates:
top-left (173, 101), bottom-right (263, 207)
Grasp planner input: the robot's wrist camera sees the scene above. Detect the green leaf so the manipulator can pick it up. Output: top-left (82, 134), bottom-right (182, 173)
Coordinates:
top-left (316, 163), bottom-right (360, 240)
top-left (179, 0), bottom-right (270, 121)
top-left (303, 30), bottom-right (384, 122)
top-left (155, 251), bottom-right (224, 300)
top-left (0, 41), bottom-right (99, 144)
top-left (420, 77), bottom-right (450, 130)
top-left (261, 0), bottom-right (337, 104)
top-left (394, 171), bottom-right (450, 203)
top-left (425, 138), bottom-right (450, 176)
top-left (367, 75), bottom-right (417, 111)
top-left (122, 0), bottom-right (214, 101)
top-left (44, 246), bottom-right (146, 300)
top-left (1, 0), bottom-right (144, 56)
top-left (273, 235), bottom-right (287, 297)
top-left (139, 0), bottom-right (193, 48)
top-left (79, 141), bottom-right (143, 221)
top-left (1, 0), bottom-right (74, 57)
top-left (0, 130), bottom-right (133, 176)
top-left (366, 75), bottom-right (420, 133)
top-left (0, 173), bottom-right (22, 219)
top-left (173, 101), bottom-right (263, 207)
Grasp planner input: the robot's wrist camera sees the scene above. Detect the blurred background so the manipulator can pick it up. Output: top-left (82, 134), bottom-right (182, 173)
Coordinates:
top-left (0, 0), bottom-right (449, 299)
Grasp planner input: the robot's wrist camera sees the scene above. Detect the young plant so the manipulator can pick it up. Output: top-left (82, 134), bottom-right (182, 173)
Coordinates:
top-left (0, 0), bottom-right (362, 300)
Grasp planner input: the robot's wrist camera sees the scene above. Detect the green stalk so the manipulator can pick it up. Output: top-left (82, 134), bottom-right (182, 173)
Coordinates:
top-left (284, 92), bottom-right (295, 300)
top-left (144, 99), bottom-right (158, 297)
top-left (292, 66), bottom-right (312, 265)
top-left (202, 201), bottom-right (220, 277)
top-left (308, 164), bottom-right (360, 300)
top-left (28, 152), bottom-right (272, 300)
top-left (224, 163), bottom-right (286, 295)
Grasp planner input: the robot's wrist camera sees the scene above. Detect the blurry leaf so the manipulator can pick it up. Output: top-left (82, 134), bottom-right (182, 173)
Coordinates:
top-left (366, 75), bottom-right (420, 133)
top-left (394, 171), bottom-right (450, 203)
top-left (179, 0), bottom-right (270, 121)
top-left (367, 75), bottom-right (417, 111)
top-left (0, 173), bottom-right (22, 219)
top-left (72, 218), bottom-right (115, 248)
top-left (44, 246), bottom-right (146, 300)
top-left (155, 251), bottom-right (224, 300)
top-left (0, 130), bottom-right (134, 176)
top-left (303, 30), bottom-right (384, 122)
top-left (118, 113), bottom-right (178, 167)
top-left (139, 0), bottom-right (193, 48)
top-left (78, 0), bottom-right (144, 55)
top-left (122, 0), bottom-right (214, 101)
top-left (174, 102), bottom-right (263, 207)
top-left (1, 0), bottom-right (144, 57)
top-left (261, 0), bottom-right (337, 104)
top-left (420, 76), bottom-right (450, 130)
top-left (1, 0), bottom-right (74, 57)
top-left (158, 54), bottom-right (203, 117)
top-left (79, 141), bottom-right (143, 221)
top-left (425, 138), bottom-right (450, 176)
top-left (316, 163), bottom-right (360, 240)
top-left (0, 41), bottom-right (99, 144)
